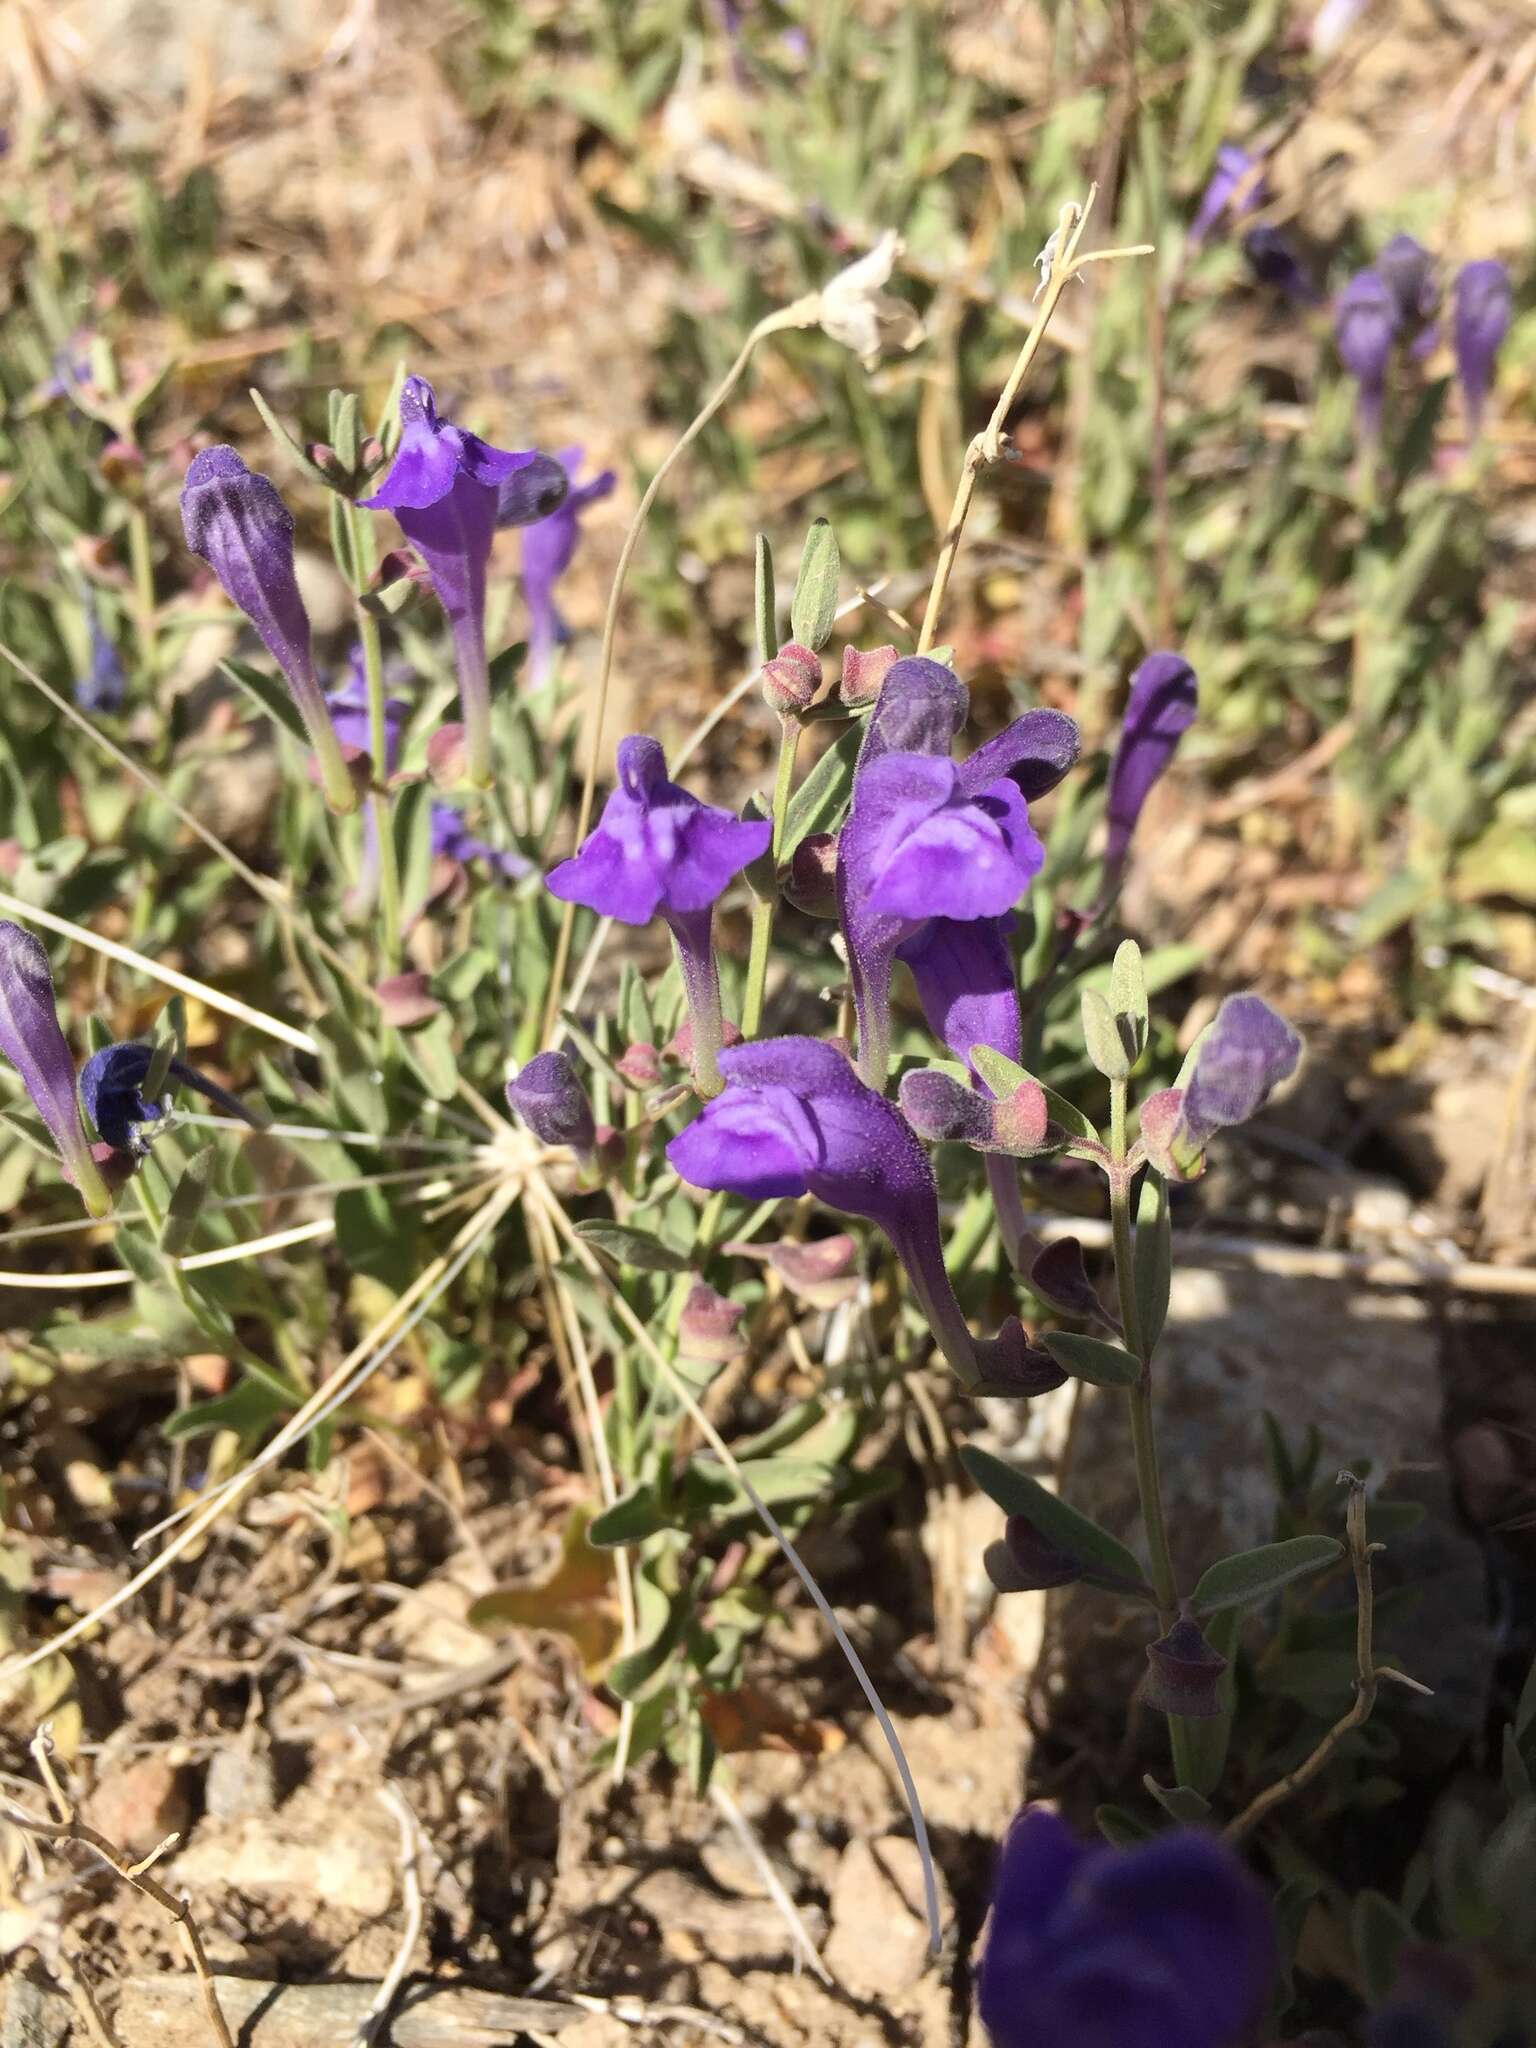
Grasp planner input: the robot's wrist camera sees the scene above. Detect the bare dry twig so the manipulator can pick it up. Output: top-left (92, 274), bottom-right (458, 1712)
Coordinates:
top-left (1, 1727), bottom-right (235, 2048)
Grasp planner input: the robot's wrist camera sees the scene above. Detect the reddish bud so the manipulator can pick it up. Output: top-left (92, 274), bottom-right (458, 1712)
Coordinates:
top-left (760, 641), bottom-right (821, 719)
top-left (782, 831), bottom-right (839, 918)
top-left (375, 971), bottom-right (441, 1030)
top-left (839, 642), bottom-right (899, 708)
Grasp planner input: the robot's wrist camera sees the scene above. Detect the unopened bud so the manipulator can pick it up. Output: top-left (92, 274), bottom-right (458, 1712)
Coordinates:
top-left (760, 641), bottom-right (821, 719)
top-left (782, 832), bottom-right (839, 918)
top-left (506, 1051), bottom-right (596, 1156)
top-left (426, 722), bottom-right (468, 789)
top-left (375, 971), bottom-right (441, 1029)
top-left (678, 1282), bottom-right (748, 1364)
top-left (616, 1042), bottom-right (662, 1087)
top-left (839, 642), bottom-right (899, 709)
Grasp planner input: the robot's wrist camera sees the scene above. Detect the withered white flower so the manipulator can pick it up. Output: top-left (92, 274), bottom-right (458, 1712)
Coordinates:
top-left (817, 232), bottom-right (923, 369)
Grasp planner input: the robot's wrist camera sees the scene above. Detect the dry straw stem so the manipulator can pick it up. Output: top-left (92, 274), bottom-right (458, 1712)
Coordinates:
top-left (527, 1175), bottom-right (939, 1962)
top-left (540, 294), bottom-right (823, 1047)
top-left (916, 186), bottom-right (1153, 656)
top-left (351, 1784), bottom-right (426, 2048)
top-left (1224, 1474), bottom-right (1429, 1844)
top-left (1, 1725), bottom-right (235, 2048)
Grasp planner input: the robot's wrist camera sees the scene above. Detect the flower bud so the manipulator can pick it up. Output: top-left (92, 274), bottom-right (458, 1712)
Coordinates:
top-left (505, 1050), bottom-right (596, 1156)
top-left (375, 971), bottom-right (441, 1030)
top-left (899, 1067), bottom-right (993, 1147)
top-left (426, 722), bottom-right (469, 789)
top-left (678, 1282), bottom-right (748, 1363)
top-left (759, 641), bottom-right (821, 720)
top-left (782, 831), bottom-right (839, 918)
top-left (1453, 259), bottom-right (1512, 435)
top-left (616, 1041), bottom-right (662, 1087)
top-left (1143, 1616), bottom-right (1228, 1719)
top-left (1029, 1236), bottom-right (1107, 1323)
top-left (838, 642), bottom-right (899, 709)
top-left (723, 1232), bottom-right (861, 1309)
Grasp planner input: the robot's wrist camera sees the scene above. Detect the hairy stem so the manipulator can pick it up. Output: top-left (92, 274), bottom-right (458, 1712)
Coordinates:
top-left (741, 716), bottom-right (801, 1038)
top-left (1109, 1074), bottom-right (1196, 1784)
top-left (356, 606), bottom-right (403, 971)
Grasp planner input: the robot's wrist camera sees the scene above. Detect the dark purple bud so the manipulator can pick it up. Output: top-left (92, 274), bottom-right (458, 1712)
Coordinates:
top-left (759, 640), bottom-right (821, 719)
top-left (857, 655), bottom-right (969, 764)
top-left (492, 451), bottom-right (570, 529)
top-left (0, 922), bottom-right (109, 1215)
top-left (678, 1282), bottom-right (748, 1363)
top-left (979, 1808), bottom-right (1274, 2048)
top-left (1242, 226), bottom-right (1316, 304)
top-left (838, 642), bottom-right (899, 709)
top-left (971, 1319), bottom-right (1069, 1399)
top-left (1143, 1615), bottom-right (1228, 1719)
top-left (1181, 993), bottom-right (1302, 1151)
top-left (1334, 269), bottom-right (1398, 436)
top-left (782, 831), bottom-right (839, 918)
top-left (1103, 651), bottom-right (1197, 877)
top-left (181, 447), bottom-right (357, 813)
top-left (1376, 233), bottom-right (1438, 333)
top-left (506, 1050), bottom-right (596, 1155)
top-left (1453, 259), bottom-right (1512, 435)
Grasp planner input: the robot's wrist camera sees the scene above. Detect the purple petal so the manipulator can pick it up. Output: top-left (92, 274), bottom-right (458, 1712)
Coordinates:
top-left (957, 707), bottom-right (1081, 802)
top-left (180, 446), bottom-right (312, 695)
top-left (1181, 992), bottom-right (1302, 1147)
top-left (1453, 259), bottom-right (1512, 434)
top-left (360, 379), bottom-right (467, 511)
top-left (488, 449), bottom-right (570, 526)
top-left (1334, 268), bottom-right (1398, 427)
top-left (1376, 233), bottom-right (1438, 331)
top-left (667, 1089), bottom-right (810, 1199)
top-left (1104, 652), bottom-right (1198, 874)
top-left (857, 655), bottom-right (969, 764)
top-left (1188, 143), bottom-right (1265, 246)
top-left (506, 1050), bottom-right (596, 1153)
top-left (0, 922), bottom-right (97, 1190)
top-left (896, 915), bottom-right (1020, 1072)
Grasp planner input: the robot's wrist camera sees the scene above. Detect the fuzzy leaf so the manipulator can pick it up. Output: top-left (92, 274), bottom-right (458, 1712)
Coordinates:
top-left (573, 1219), bottom-right (692, 1272)
top-left (1040, 1331), bottom-right (1140, 1388)
top-left (790, 518), bottom-right (840, 652)
top-left (1193, 1535), bottom-right (1343, 1614)
top-left (960, 1444), bottom-right (1145, 1587)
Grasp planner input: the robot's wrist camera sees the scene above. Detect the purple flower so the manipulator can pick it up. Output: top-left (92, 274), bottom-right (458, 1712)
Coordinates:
top-left (835, 657), bottom-right (1077, 1086)
top-left (326, 646), bottom-right (410, 776)
top-left (1183, 992), bottom-right (1302, 1144)
top-left (78, 1041), bottom-right (254, 1155)
top-left (1453, 259), bottom-right (1512, 435)
top-left (428, 803), bottom-right (532, 883)
top-left (506, 1050), bottom-right (596, 1156)
top-left (668, 1037), bottom-right (1060, 1394)
top-left (1189, 145), bottom-right (1266, 247)
top-left (0, 923), bottom-right (110, 1215)
top-left (181, 447), bottom-right (357, 813)
top-left (978, 1808), bottom-right (1273, 2048)
top-left (1334, 269), bottom-right (1400, 436)
top-left (1103, 652), bottom-right (1198, 882)
top-left (517, 446), bottom-right (616, 690)
top-left (361, 377), bottom-right (565, 790)
top-left (546, 736), bottom-right (769, 1095)
top-left (75, 603), bottom-right (125, 714)
top-left (1139, 993), bottom-right (1302, 1179)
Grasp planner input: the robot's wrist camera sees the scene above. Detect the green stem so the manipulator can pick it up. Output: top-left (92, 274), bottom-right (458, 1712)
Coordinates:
top-left (741, 718), bottom-right (800, 1039)
top-left (1109, 1075), bottom-right (1197, 1787)
top-left (356, 608), bottom-right (403, 972)
top-left (127, 507), bottom-right (157, 682)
